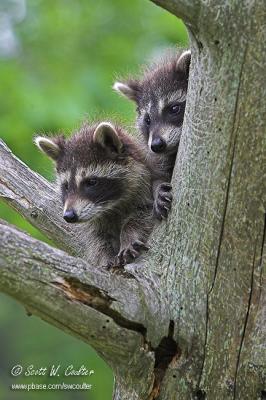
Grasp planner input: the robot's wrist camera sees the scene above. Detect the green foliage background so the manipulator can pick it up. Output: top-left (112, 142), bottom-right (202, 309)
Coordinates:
top-left (0, 1), bottom-right (188, 399)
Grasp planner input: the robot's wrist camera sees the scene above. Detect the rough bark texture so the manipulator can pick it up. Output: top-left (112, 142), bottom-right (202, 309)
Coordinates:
top-left (148, 0), bottom-right (266, 399)
top-left (0, 1), bottom-right (265, 399)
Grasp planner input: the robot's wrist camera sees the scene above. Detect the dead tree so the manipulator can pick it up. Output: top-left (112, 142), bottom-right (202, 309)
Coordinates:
top-left (0, 0), bottom-right (265, 399)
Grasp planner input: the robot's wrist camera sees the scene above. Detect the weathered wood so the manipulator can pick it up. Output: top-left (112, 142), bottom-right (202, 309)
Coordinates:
top-left (0, 0), bottom-right (265, 399)
top-left (147, 0), bottom-right (266, 399)
top-left (0, 221), bottom-right (158, 397)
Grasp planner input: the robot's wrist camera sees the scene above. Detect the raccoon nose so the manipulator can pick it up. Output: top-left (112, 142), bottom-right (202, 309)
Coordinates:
top-left (63, 209), bottom-right (78, 223)
top-left (151, 137), bottom-right (166, 153)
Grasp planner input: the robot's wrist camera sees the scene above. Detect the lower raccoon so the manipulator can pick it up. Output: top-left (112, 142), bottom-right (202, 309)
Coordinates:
top-left (113, 50), bottom-right (191, 220)
top-left (35, 122), bottom-right (154, 267)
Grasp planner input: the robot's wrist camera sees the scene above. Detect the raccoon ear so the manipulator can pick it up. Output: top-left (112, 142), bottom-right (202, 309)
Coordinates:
top-left (176, 50), bottom-right (191, 78)
top-left (34, 136), bottom-right (64, 161)
top-left (113, 80), bottom-right (140, 103)
top-left (93, 122), bottom-right (123, 154)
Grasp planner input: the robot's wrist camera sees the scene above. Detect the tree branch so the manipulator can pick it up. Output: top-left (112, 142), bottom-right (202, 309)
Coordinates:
top-left (0, 139), bottom-right (171, 338)
top-left (0, 137), bottom-right (174, 396)
top-left (0, 220), bottom-right (159, 394)
top-left (0, 220), bottom-right (153, 340)
top-left (0, 139), bottom-right (81, 255)
top-left (150, 0), bottom-right (201, 28)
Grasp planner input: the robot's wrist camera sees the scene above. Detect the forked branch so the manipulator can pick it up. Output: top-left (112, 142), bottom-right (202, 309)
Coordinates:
top-left (0, 139), bottom-right (172, 397)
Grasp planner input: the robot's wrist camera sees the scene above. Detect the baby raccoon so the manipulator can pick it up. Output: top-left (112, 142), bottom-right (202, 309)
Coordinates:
top-left (35, 122), bottom-right (154, 267)
top-left (113, 50), bottom-right (191, 219)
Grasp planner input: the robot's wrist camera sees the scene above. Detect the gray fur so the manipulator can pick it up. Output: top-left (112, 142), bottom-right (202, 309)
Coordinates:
top-left (114, 50), bottom-right (191, 219)
top-left (35, 122), bottom-right (154, 267)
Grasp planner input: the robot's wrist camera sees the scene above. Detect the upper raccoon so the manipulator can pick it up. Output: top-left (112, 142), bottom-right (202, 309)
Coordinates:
top-left (113, 50), bottom-right (191, 219)
top-left (35, 122), bottom-right (154, 267)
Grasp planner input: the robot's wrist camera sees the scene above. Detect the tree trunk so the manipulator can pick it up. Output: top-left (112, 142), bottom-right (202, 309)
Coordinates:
top-left (0, 1), bottom-right (265, 399)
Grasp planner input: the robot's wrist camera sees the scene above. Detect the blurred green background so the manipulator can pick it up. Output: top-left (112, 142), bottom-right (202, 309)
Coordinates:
top-left (0, 0), bottom-right (188, 399)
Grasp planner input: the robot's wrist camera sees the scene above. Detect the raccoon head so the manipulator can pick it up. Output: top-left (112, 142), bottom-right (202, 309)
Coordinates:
top-left (35, 122), bottom-right (145, 224)
top-left (114, 50), bottom-right (191, 155)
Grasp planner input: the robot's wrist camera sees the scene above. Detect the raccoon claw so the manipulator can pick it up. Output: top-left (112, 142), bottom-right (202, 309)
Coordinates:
top-left (116, 241), bottom-right (149, 266)
top-left (154, 182), bottom-right (173, 220)
top-left (159, 183), bottom-right (172, 192)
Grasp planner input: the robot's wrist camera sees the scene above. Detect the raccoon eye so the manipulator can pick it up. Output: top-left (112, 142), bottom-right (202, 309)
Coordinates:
top-left (144, 113), bottom-right (151, 126)
top-left (168, 104), bottom-right (181, 115)
top-left (83, 178), bottom-right (98, 187)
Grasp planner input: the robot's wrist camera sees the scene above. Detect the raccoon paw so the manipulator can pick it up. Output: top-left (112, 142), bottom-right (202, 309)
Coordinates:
top-left (154, 182), bottom-right (173, 220)
top-left (116, 240), bottom-right (149, 266)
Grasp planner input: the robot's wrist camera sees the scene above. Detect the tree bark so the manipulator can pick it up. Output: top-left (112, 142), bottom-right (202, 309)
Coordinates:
top-left (148, 0), bottom-right (266, 399)
top-left (0, 1), bottom-right (265, 399)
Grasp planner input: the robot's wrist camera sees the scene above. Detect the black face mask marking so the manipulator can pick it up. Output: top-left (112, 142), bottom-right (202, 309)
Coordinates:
top-left (162, 100), bottom-right (186, 127)
top-left (79, 177), bottom-right (124, 204)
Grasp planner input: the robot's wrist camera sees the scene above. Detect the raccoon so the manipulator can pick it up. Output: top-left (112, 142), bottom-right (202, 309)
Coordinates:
top-left (113, 50), bottom-right (191, 220)
top-left (35, 122), bottom-right (154, 267)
